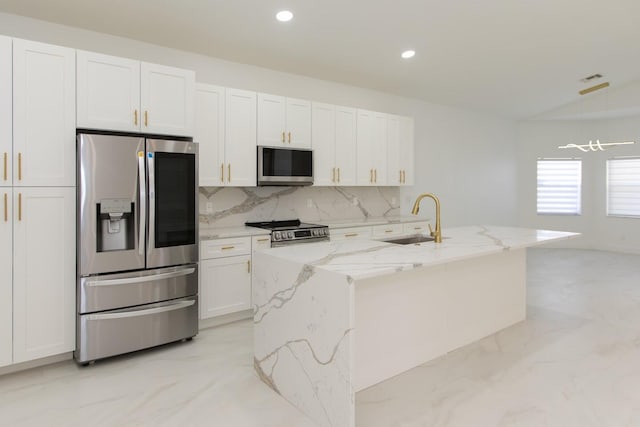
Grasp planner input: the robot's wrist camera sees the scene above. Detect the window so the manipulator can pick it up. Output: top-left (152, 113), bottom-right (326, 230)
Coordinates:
top-left (607, 158), bottom-right (640, 218)
top-left (537, 159), bottom-right (582, 215)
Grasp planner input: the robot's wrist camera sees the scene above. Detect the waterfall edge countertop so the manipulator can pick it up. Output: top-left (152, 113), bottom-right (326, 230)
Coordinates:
top-left (255, 225), bottom-right (580, 280)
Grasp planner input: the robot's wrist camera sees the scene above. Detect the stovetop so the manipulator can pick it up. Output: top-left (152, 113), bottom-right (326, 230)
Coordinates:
top-left (245, 219), bottom-right (326, 231)
top-left (245, 219), bottom-right (330, 247)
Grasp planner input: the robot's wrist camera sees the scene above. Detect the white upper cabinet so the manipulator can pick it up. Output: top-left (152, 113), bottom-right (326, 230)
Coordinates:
top-left (312, 103), bottom-right (357, 186)
top-left (141, 62), bottom-right (195, 136)
top-left (13, 39), bottom-right (75, 187)
top-left (0, 36), bottom-right (11, 188)
top-left (357, 109), bottom-right (387, 185)
top-left (196, 84), bottom-right (225, 186)
top-left (387, 114), bottom-right (402, 185)
top-left (225, 88), bottom-right (257, 186)
top-left (77, 51), bottom-right (140, 132)
top-left (258, 93), bottom-right (311, 148)
top-left (399, 116), bottom-right (415, 185)
top-left (77, 51), bottom-right (195, 136)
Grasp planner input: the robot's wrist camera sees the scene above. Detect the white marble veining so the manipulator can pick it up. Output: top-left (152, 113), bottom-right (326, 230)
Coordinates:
top-left (2, 249), bottom-right (640, 427)
top-left (252, 226), bottom-right (579, 427)
top-left (260, 225), bottom-right (579, 280)
top-left (199, 186), bottom-right (400, 229)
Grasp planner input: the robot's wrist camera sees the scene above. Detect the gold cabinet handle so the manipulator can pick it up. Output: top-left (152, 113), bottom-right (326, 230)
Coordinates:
top-left (345, 233), bottom-right (358, 238)
top-left (3, 193), bottom-right (7, 222)
top-left (337, 167), bottom-right (340, 183)
top-left (144, 110), bottom-right (148, 127)
top-left (134, 109), bottom-right (138, 126)
top-left (282, 131), bottom-right (285, 143)
top-left (3, 152), bottom-right (6, 181)
top-left (332, 167), bottom-right (336, 183)
top-left (221, 246), bottom-right (235, 250)
top-left (256, 238), bottom-right (269, 243)
top-left (399, 170), bottom-right (402, 183)
top-left (370, 169), bottom-right (373, 183)
top-left (18, 153), bottom-right (22, 181)
top-left (247, 260), bottom-right (251, 273)
top-left (385, 229), bottom-right (393, 233)
top-left (288, 132), bottom-right (291, 143)
top-left (227, 163), bottom-right (231, 182)
top-left (374, 168), bottom-right (377, 183)
top-left (18, 192), bottom-right (21, 221)
top-left (220, 163), bottom-right (224, 183)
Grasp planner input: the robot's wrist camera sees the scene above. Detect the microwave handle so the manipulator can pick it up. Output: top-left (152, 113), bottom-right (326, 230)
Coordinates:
top-left (137, 151), bottom-right (146, 256)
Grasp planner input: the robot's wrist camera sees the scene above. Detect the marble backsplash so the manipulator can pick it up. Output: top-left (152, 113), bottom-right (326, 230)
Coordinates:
top-left (199, 186), bottom-right (400, 229)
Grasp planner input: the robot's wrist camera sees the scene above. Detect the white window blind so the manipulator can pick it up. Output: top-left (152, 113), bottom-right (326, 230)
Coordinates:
top-left (607, 158), bottom-right (640, 218)
top-left (537, 159), bottom-right (582, 215)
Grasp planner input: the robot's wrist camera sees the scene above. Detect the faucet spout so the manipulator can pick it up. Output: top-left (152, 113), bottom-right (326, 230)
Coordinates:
top-left (411, 193), bottom-right (442, 243)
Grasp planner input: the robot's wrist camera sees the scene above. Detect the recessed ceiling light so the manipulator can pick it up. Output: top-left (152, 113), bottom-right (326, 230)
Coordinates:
top-left (401, 50), bottom-right (416, 59)
top-left (276, 10), bottom-right (294, 22)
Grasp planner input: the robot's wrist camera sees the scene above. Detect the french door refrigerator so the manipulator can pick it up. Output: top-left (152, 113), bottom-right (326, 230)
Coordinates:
top-left (76, 132), bottom-right (198, 364)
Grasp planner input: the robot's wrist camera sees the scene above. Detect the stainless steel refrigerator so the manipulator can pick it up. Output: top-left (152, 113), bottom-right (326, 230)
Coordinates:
top-left (75, 133), bottom-right (199, 364)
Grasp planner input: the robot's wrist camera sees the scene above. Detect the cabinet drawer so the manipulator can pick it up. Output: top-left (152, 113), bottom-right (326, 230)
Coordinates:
top-left (330, 226), bottom-right (372, 241)
top-left (403, 221), bottom-right (431, 234)
top-left (372, 223), bottom-right (404, 237)
top-left (201, 236), bottom-right (251, 259)
top-left (252, 235), bottom-right (272, 251)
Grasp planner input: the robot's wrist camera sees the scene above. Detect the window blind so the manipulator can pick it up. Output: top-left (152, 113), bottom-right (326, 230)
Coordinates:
top-left (607, 158), bottom-right (640, 218)
top-left (537, 159), bottom-right (582, 215)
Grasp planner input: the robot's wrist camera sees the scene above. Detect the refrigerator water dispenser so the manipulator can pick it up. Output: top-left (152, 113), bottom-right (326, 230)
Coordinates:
top-left (96, 199), bottom-right (135, 252)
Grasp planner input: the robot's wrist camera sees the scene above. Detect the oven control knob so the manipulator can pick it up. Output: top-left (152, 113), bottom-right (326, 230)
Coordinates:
top-left (288, 231), bottom-right (294, 239)
top-left (312, 229), bottom-right (317, 236)
top-left (274, 231), bottom-right (281, 240)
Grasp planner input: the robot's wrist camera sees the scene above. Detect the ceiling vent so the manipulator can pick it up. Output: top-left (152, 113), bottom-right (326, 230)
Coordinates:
top-left (580, 73), bottom-right (603, 83)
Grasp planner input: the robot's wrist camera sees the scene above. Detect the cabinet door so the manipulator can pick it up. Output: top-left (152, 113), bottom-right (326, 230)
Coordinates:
top-left (257, 93), bottom-right (286, 146)
top-left (286, 97), bottom-right (311, 148)
top-left (0, 189), bottom-right (11, 367)
top-left (356, 109), bottom-right (375, 186)
top-left (386, 114), bottom-right (401, 185)
top-left (13, 39), bottom-right (75, 187)
top-left (13, 187), bottom-right (75, 363)
top-left (196, 84), bottom-right (225, 186)
top-left (200, 255), bottom-right (251, 319)
top-left (225, 88), bottom-right (257, 187)
top-left (311, 102), bottom-right (336, 186)
top-left (76, 51), bottom-right (141, 132)
top-left (141, 62), bottom-right (195, 137)
top-left (0, 36), bottom-right (10, 188)
top-left (399, 116), bottom-right (415, 185)
top-left (371, 112), bottom-right (388, 185)
top-left (334, 106), bottom-right (357, 186)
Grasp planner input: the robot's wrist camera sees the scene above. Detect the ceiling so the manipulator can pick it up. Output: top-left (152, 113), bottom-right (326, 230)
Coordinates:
top-left (1, 0), bottom-right (639, 119)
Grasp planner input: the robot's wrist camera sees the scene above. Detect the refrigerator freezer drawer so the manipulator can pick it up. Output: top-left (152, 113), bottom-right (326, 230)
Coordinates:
top-left (79, 264), bottom-right (198, 313)
top-left (75, 296), bottom-right (198, 363)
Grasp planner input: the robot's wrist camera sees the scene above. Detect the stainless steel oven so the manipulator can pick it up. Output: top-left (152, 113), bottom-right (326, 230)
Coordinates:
top-left (76, 132), bottom-right (198, 364)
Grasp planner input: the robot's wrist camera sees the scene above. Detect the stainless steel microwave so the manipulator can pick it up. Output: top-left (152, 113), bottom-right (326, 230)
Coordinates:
top-left (257, 146), bottom-right (313, 186)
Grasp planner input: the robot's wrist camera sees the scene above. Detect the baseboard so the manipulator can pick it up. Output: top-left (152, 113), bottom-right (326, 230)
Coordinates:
top-left (199, 309), bottom-right (252, 330)
top-left (0, 352), bottom-right (73, 377)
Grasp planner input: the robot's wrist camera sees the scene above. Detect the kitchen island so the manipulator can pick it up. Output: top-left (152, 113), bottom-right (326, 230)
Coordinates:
top-left (252, 225), bottom-right (578, 427)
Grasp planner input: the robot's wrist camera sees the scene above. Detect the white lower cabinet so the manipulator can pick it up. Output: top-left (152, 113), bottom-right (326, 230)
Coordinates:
top-left (11, 187), bottom-right (75, 364)
top-left (0, 189), bottom-right (12, 368)
top-left (330, 226), bottom-right (373, 241)
top-left (200, 237), bottom-right (252, 319)
top-left (372, 223), bottom-right (404, 238)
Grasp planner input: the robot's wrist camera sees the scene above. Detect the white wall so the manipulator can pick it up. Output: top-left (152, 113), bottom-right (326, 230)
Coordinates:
top-left (0, 12), bottom-right (518, 226)
top-left (517, 117), bottom-right (640, 253)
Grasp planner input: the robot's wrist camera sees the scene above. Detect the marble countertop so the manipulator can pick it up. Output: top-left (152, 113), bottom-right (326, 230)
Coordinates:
top-left (199, 226), bottom-right (271, 240)
top-left (255, 225), bottom-right (580, 280)
top-left (200, 216), bottom-right (432, 240)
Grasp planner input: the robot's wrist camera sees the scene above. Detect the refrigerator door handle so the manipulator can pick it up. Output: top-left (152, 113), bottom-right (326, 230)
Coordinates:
top-left (87, 299), bottom-right (195, 321)
top-left (138, 151), bottom-right (146, 256)
top-left (84, 267), bottom-right (196, 287)
top-left (147, 151), bottom-right (155, 256)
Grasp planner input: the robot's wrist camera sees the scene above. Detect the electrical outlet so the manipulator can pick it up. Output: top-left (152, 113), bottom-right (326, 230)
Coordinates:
top-left (307, 198), bottom-right (313, 208)
top-left (352, 197), bottom-right (358, 206)
top-left (206, 202), bottom-right (213, 213)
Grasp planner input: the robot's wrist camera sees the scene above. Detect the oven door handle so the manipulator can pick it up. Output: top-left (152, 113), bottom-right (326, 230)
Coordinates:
top-left (87, 299), bottom-right (195, 321)
top-left (137, 151), bottom-right (146, 256)
top-left (85, 267), bottom-right (196, 287)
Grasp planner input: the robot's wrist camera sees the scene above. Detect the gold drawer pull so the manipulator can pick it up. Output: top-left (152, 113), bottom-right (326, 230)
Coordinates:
top-left (144, 110), bottom-right (148, 127)
top-left (345, 233), bottom-right (358, 238)
top-left (337, 167), bottom-right (340, 183)
top-left (414, 226), bottom-right (422, 230)
top-left (282, 131), bottom-right (285, 143)
top-left (288, 132), bottom-right (291, 143)
top-left (221, 246), bottom-right (235, 250)
top-left (256, 238), bottom-right (269, 243)
top-left (134, 109), bottom-right (138, 126)
top-left (220, 163), bottom-right (224, 183)
top-left (228, 163), bottom-right (231, 182)
top-left (384, 230), bottom-right (393, 233)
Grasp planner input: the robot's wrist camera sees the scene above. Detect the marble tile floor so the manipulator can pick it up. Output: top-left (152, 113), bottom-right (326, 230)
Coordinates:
top-left (1, 248), bottom-right (640, 427)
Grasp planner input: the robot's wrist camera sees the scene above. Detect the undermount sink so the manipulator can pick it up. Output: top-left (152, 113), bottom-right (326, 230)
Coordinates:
top-left (382, 235), bottom-right (435, 245)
